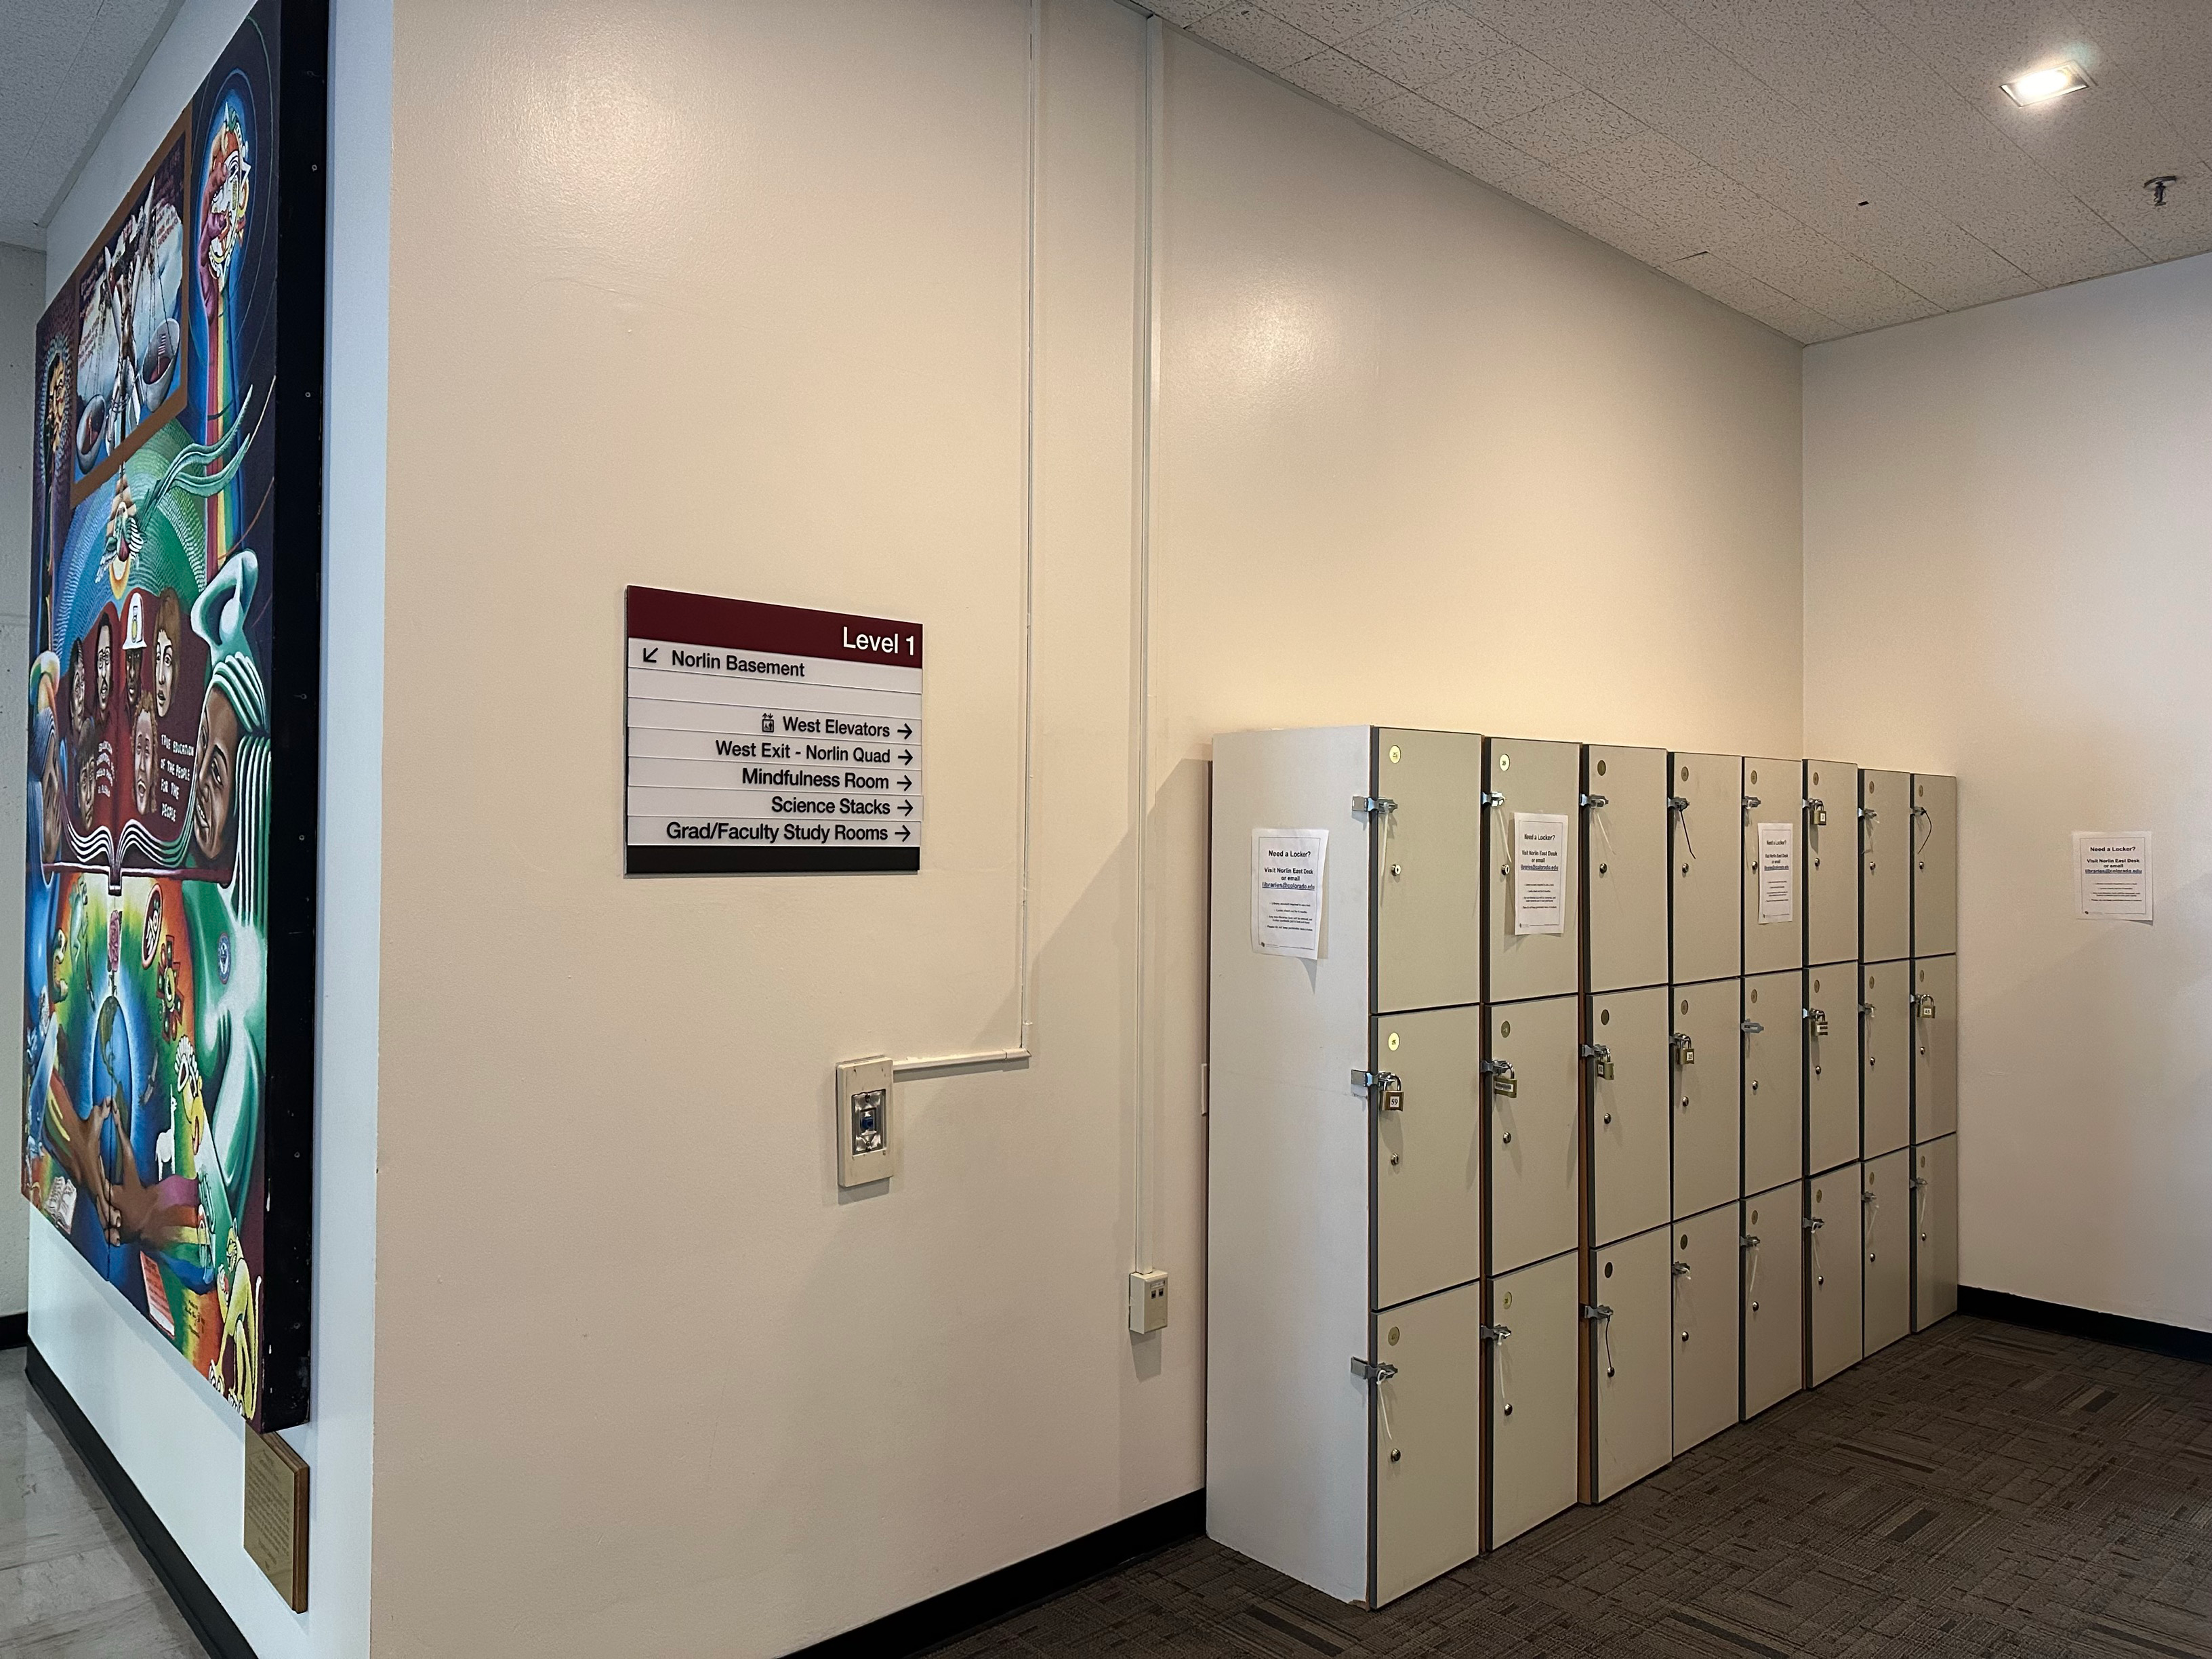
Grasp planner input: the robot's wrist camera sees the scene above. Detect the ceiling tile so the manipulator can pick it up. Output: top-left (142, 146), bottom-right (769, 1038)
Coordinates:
top-left (1425, 45), bottom-right (1583, 126)
top-left (1490, 89), bottom-right (1648, 163)
top-left (1147, 0), bottom-right (1235, 24)
top-left (1365, 86), bottom-right (1540, 184)
top-left (1191, 4), bottom-right (1328, 71)
top-left (1338, 2), bottom-right (1509, 87)
top-left (1256, 0), bottom-right (1422, 48)
top-left (1281, 47), bottom-right (1408, 113)
top-left (1666, 251), bottom-right (1846, 340)
top-left (1504, 165), bottom-right (1708, 264)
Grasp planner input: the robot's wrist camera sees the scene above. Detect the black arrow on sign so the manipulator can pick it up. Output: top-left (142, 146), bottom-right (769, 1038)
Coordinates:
top-left (899, 750), bottom-right (913, 765)
top-left (899, 724), bottom-right (913, 739)
top-left (898, 800), bottom-right (914, 816)
top-left (897, 826), bottom-right (911, 840)
top-left (641, 647), bottom-right (658, 663)
top-left (899, 775), bottom-right (913, 791)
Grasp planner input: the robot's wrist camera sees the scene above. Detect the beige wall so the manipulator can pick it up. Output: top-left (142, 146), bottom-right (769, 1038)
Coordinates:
top-left (1, 240), bottom-right (37, 1324)
top-left (373, 3), bottom-right (1799, 1653)
top-left (1805, 251), bottom-right (2212, 1333)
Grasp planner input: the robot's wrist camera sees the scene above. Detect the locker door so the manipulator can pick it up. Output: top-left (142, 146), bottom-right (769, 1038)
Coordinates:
top-left (1805, 966), bottom-right (1861, 1176)
top-left (1590, 986), bottom-right (1669, 1248)
top-left (1860, 961), bottom-right (1910, 1160)
top-left (1742, 1185), bottom-right (1803, 1418)
top-left (1671, 1204), bottom-right (1740, 1456)
top-left (1486, 738), bottom-right (1581, 1005)
top-left (1913, 1135), bottom-right (1959, 1330)
top-left (1742, 972), bottom-right (1804, 1196)
top-left (1805, 760), bottom-right (1858, 968)
top-left (1490, 1251), bottom-right (1578, 1549)
top-left (1490, 996), bottom-right (1580, 1275)
top-left (1862, 1151), bottom-right (1910, 1357)
top-left (1373, 1006), bottom-right (1484, 1311)
top-left (1912, 773), bottom-right (1957, 958)
top-left (1912, 956), bottom-right (1957, 1143)
top-left (1742, 758), bottom-right (1804, 977)
top-left (1671, 980), bottom-right (1741, 1221)
top-left (1807, 1172), bottom-right (1863, 1387)
top-left (1669, 753), bottom-right (1742, 985)
top-left (1592, 1226), bottom-right (1671, 1501)
top-left (1586, 745), bottom-right (1668, 995)
top-left (1861, 769), bottom-right (1910, 965)
top-left (1374, 729), bottom-right (1485, 1016)
top-left (1370, 1279), bottom-right (1483, 1606)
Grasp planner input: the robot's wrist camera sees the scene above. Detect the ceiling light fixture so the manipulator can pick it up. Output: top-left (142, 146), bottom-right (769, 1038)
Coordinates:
top-left (2001, 62), bottom-right (2089, 105)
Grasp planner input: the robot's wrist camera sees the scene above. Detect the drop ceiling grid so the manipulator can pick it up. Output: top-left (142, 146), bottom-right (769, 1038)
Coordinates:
top-left (1164, 0), bottom-right (2212, 342)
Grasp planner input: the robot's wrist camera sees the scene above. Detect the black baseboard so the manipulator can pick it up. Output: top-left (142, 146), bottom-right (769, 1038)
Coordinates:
top-left (0, 1311), bottom-right (24, 1350)
top-left (1961, 1286), bottom-right (2212, 1365)
top-left (790, 1490), bottom-right (1206, 1658)
top-left (24, 1342), bottom-right (255, 1659)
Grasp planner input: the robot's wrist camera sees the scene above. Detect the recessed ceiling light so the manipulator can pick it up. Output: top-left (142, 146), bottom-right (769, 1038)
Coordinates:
top-left (2001, 62), bottom-right (2089, 105)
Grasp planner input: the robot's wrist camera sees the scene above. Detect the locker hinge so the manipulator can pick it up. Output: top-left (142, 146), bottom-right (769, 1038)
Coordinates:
top-left (1740, 1019), bottom-right (1764, 1036)
top-left (1579, 1042), bottom-right (1614, 1080)
top-left (1803, 796), bottom-right (1827, 825)
top-left (1672, 1261), bottom-right (1692, 1277)
top-left (1479, 1324), bottom-right (1511, 1343)
top-left (1352, 795), bottom-right (1396, 817)
top-left (1349, 1356), bottom-right (1398, 1384)
top-left (1579, 792), bottom-right (1607, 809)
top-left (1481, 1058), bottom-right (1517, 1097)
top-left (1579, 1303), bottom-right (1614, 1322)
top-left (1803, 1216), bottom-right (1825, 1231)
top-left (1352, 1069), bottom-right (1404, 1111)
top-left (1481, 789), bottom-right (1506, 808)
top-left (1670, 1031), bottom-right (1696, 1066)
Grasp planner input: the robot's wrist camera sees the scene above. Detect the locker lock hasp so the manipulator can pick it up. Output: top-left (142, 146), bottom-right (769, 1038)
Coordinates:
top-left (836, 1057), bottom-right (895, 1188)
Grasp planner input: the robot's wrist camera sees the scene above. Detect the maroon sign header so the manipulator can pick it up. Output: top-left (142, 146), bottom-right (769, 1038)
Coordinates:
top-left (626, 586), bottom-right (923, 669)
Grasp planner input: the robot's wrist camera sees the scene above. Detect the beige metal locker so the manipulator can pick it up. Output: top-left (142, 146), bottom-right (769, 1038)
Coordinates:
top-left (1486, 737), bottom-right (1581, 1005)
top-left (1591, 1226), bottom-right (1671, 1502)
top-left (1490, 996), bottom-right (1580, 1275)
top-left (1913, 956), bottom-right (1957, 1143)
top-left (1671, 1204), bottom-right (1739, 1456)
top-left (1860, 961), bottom-right (1910, 1160)
top-left (1912, 773), bottom-right (1957, 958)
top-left (1589, 986), bottom-right (1670, 1249)
top-left (1742, 973), bottom-right (1803, 1196)
top-left (1742, 758), bottom-right (1804, 977)
top-left (1372, 1006), bottom-right (1484, 1311)
top-left (1671, 979), bottom-right (1742, 1221)
top-left (1742, 1184), bottom-right (1803, 1418)
top-left (1369, 1280), bottom-right (1483, 1605)
top-left (1804, 759), bottom-right (1858, 968)
top-left (1669, 753), bottom-right (1742, 985)
top-left (1586, 745), bottom-right (1668, 996)
top-left (1374, 728), bottom-right (1486, 1016)
top-left (1489, 1251), bottom-right (1578, 1549)
top-left (1807, 1172), bottom-right (1862, 1387)
top-left (1913, 1135), bottom-right (1959, 1331)
top-left (1805, 966), bottom-right (1860, 1175)
top-left (1862, 1151), bottom-right (1910, 1357)
top-left (1860, 769), bottom-right (1910, 966)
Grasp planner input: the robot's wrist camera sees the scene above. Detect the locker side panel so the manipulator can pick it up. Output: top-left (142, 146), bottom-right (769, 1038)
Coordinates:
top-left (1742, 972), bottom-right (1804, 1195)
top-left (1487, 737), bottom-right (1582, 1004)
top-left (1587, 745), bottom-right (1669, 995)
top-left (1912, 773), bottom-right (1958, 958)
top-left (1861, 769), bottom-right (1911, 965)
top-left (1805, 760), bottom-right (1858, 968)
top-left (1913, 956), bottom-right (1958, 1143)
top-left (1914, 1135), bottom-right (1959, 1330)
top-left (1806, 965), bottom-right (1861, 1176)
top-left (1490, 1252), bottom-right (1580, 1549)
top-left (1672, 979), bottom-right (1742, 1221)
top-left (1808, 1172), bottom-right (1864, 1387)
top-left (1373, 1006), bottom-right (1485, 1311)
top-left (1742, 1183), bottom-right (1804, 1418)
top-left (1860, 961), bottom-right (1910, 1160)
top-left (1372, 1282), bottom-right (1485, 1606)
top-left (1593, 1227), bottom-right (1673, 1501)
top-left (1672, 1204), bottom-right (1740, 1456)
top-left (1863, 1151), bottom-right (1911, 1357)
top-left (1490, 996), bottom-right (1581, 1275)
top-left (1375, 728), bottom-right (1486, 1015)
top-left (1590, 986), bottom-right (1670, 1248)
top-left (1743, 758), bottom-right (1805, 976)
top-left (1670, 752), bottom-right (1743, 985)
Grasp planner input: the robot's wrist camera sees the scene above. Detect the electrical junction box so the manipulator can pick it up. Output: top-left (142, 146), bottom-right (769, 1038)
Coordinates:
top-left (1129, 1269), bottom-right (1169, 1334)
top-left (836, 1057), bottom-right (895, 1187)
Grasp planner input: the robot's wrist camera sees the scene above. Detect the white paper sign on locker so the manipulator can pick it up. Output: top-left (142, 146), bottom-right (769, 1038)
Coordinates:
top-left (1512, 812), bottom-right (1569, 936)
top-left (2075, 831), bottom-right (2153, 922)
top-left (1251, 828), bottom-right (1328, 958)
top-left (1757, 821), bottom-right (1795, 924)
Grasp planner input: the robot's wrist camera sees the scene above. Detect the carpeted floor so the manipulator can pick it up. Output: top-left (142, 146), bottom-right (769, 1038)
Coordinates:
top-left (936, 1315), bottom-right (2212, 1658)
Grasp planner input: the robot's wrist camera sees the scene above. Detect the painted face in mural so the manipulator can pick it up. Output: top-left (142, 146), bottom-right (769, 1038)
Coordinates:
top-left (70, 648), bottom-right (85, 725)
top-left (41, 745), bottom-right (65, 864)
top-left (142, 886), bottom-right (164, 970)
top-left (190, 687), bottom-right (239, 863)
top-left (96, 621), bottom-right (112, 715)
top-left (77, 745), bottom-right (96, 818)
top-left (153, 593), bottom-right (180, 716)
top-left (134, 704), bottom-right (156, 815)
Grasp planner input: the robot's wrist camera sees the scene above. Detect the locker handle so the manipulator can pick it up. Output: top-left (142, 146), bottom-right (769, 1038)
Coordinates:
top-left (1803, 796), bottom-right (1827, 826)
top-left (1481, 790), bottom-right (1506, 808)
top-left (1580, 1042), bottom-right (1614, 1080)
top-left (1803, 1216), bottom-right (1824, 1231)
top-left (1670, 1031), bottom-right (1695, 1066)
top-left (1739, 1234), bottom-right (1759, 1248)
top-left (1668, 796), bottom-right (1698, 860)
top-left (1579, 1304), bottom-right (1614, 1321)
top-left (1352, 1069), bottom-right (1404, 1110)
top-left (1914, 995), bottom-right (1938, 1019)
top-left (1910, 1176), bottom-right (1929, 1190)
top-left (1352, 795), bottom-right (1396, 817)
top-left (1349, 1357), bottom-right (1398, 1384)
top-left (1579, 792), bottom-right (1607, 809)
top-left (1480, 1324), bottom-right (1511, 1343)
top-left (1744, 794), bottom-right (1761, 812)
top-left (1858, 1002), bottom-right (1875, 1018)
top-left (1481, 1059), bottom-right (1517, 1097)
top-left (1741, 1019), bottom-right (1764, 1036)
top-left (1672, 1261), bottom-right (1692, 1277)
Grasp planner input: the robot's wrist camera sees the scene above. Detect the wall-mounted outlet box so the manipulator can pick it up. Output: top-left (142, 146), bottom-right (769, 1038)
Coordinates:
top-left (837, 1057), bottom-right (895, 1187)
top-left (1128, 1269), bottom-right (1169, 1334)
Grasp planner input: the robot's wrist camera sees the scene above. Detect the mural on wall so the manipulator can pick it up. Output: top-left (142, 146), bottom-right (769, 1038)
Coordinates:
top-left (20, 0), bottom-right (325, 1431)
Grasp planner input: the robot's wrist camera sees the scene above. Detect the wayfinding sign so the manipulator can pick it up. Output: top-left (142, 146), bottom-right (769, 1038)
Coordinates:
top-left (625, 586), bottom-right (922, 874)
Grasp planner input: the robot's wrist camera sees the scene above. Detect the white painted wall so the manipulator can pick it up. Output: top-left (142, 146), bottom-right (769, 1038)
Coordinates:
top-left (1805, 250), bottom-right (2212, 1334)
top-left (370, 5), bottom-right (1797, 1654)
top-left (1, 241), bottom-right (37, 1324)
top-left (28, 0), bottom-right (388, 1654)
